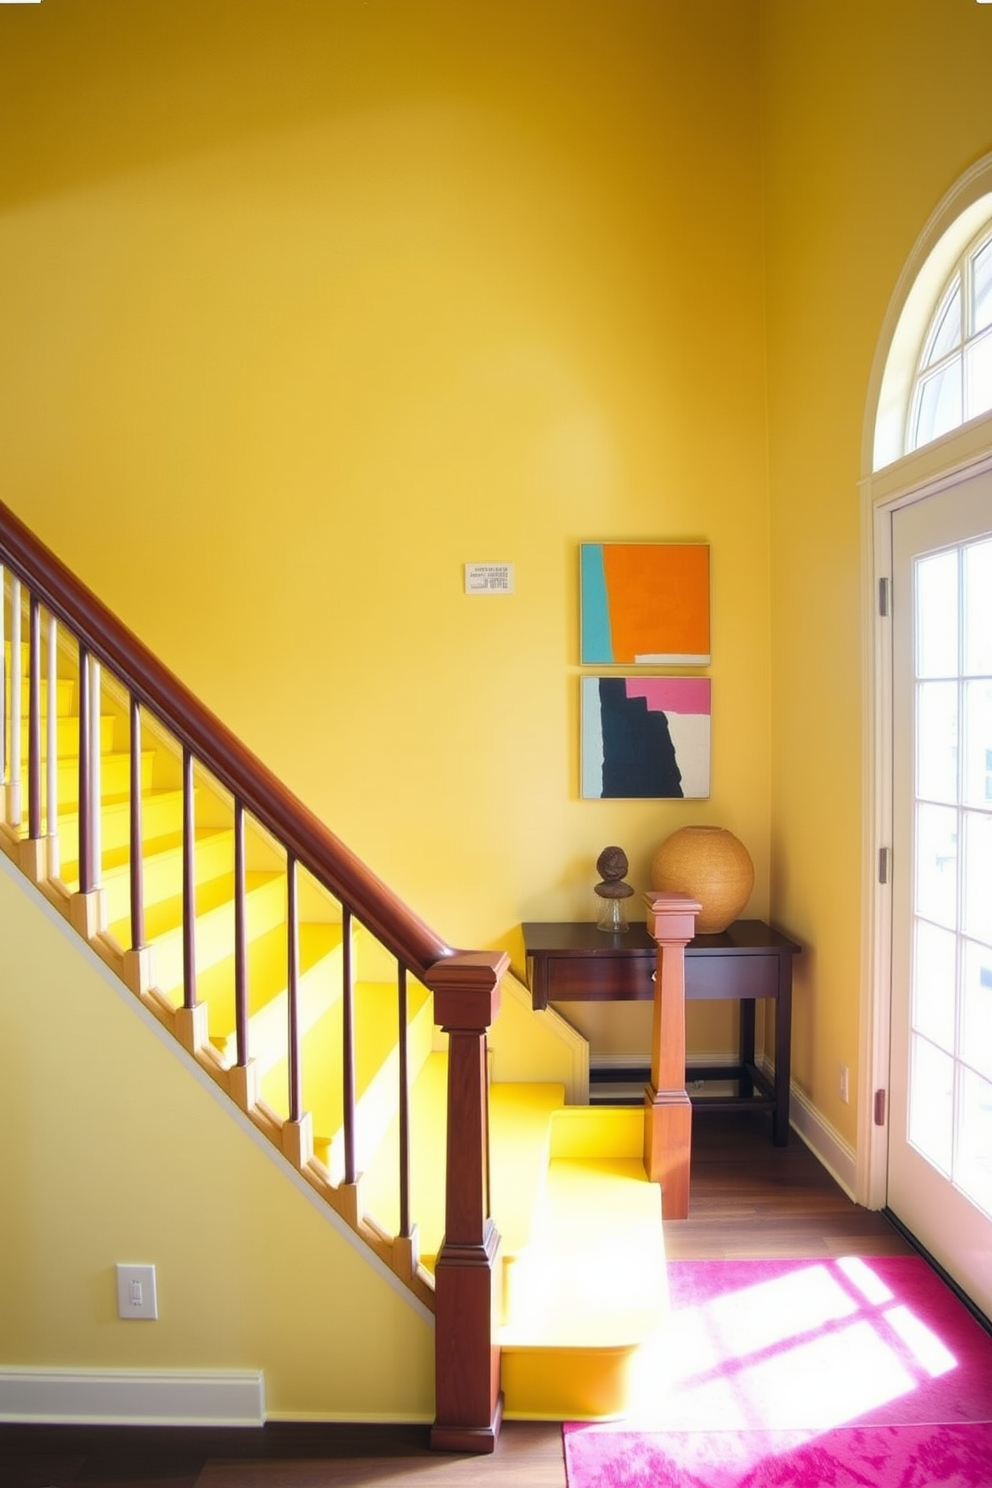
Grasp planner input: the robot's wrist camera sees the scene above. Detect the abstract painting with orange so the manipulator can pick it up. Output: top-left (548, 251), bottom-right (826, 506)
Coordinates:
top-left (581, 542), bottom-right (710, 665)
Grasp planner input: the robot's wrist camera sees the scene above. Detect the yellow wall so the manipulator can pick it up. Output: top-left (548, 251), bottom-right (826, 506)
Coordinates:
top-left (0, 854), bottom-right (435, 1420)
top-left (0, 0), bottom-right (771, 990)
top-left (761, 0), bottom-right (992, 1141)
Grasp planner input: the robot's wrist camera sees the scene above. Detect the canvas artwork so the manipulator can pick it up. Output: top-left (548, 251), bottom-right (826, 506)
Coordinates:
top-left (581, 676), bottom-right (711, 799)
top-left (580, 541), bottom-right (711, 666)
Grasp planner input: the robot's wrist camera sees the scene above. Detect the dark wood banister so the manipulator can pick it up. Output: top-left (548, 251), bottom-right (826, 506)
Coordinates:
top-left (0, 499), bottom-right (450, 976)
top-left (0, 498), bottom-right (506, 1453)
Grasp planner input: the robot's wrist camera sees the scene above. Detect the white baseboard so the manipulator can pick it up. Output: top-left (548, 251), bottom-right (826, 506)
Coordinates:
top-left (0, 1367), bottom-right (265, 1426)
top-left (785, 1080), bottom-right (858, 1199)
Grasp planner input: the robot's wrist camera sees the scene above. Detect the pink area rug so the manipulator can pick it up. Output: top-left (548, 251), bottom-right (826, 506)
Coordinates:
top-left (563, 1256), bottom-right (992, 1488)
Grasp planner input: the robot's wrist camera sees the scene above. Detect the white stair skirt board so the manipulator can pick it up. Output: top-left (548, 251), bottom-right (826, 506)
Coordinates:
top-left (0, 1368), bottom-right (266, 1426)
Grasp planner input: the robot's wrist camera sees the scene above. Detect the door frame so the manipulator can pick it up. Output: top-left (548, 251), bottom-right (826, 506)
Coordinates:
top-left (860, 441), bottom-right (992, 1211)
top-left (858, 152), bottom-right (992, 1211)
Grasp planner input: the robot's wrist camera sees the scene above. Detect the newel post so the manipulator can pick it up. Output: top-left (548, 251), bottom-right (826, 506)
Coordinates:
top-left (643, 891), bottom-right (700, 1220)
top-left (425, 950), bottom-right (508, 1454)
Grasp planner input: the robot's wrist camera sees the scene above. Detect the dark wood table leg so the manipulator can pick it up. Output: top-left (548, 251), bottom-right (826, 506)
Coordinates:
top-left (739, 999), bottom-right (756, 1098)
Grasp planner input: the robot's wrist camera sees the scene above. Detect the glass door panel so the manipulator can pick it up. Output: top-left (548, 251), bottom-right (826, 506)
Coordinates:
top-left (889, 473), bottom-right (992, 1319)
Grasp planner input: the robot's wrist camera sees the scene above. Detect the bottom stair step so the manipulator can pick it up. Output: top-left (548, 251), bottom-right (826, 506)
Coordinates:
top-left (359, 1063), bottom-right (669, 1421)
top-left (500, 1134), bottom-right (668, 1421)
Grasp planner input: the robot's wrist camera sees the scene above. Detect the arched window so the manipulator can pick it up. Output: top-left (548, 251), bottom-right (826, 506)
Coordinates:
top-left (870, 157), bottom-right (992, 472)
top-left (907, 225), bottom-right (992, 452)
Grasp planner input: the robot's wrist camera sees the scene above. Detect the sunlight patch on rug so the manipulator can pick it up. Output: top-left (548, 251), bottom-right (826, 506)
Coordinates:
top-left (564, 1257), bottom-right (992, 1488)
top-left (614, 1255), bottom-right (992, 1431)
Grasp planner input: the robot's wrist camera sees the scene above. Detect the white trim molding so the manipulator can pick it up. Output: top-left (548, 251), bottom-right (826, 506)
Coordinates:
top-left (0, 1367), bottom-right (266, 1427)
top-left (787, 1083), bottom-right (858, 1201)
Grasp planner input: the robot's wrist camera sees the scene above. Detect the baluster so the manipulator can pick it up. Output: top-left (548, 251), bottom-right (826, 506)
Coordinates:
top-left (70, 646), bottom-right (107, 940)
top-left (227, 798), bottom-right (257, 1112)
top-left (129, 696), bottom-right (145, 950)
top-left (7, 576), bottom-right (21, 826)
top-left (0, 566), bottom-right (6, 801)
top-left (77, 644), bottom-right (93, 890)
top-left (174, 745), bottom-right (208, 1055)
top-left (390, 960), bottom-right (420, 1282)
top-left (341, 906), bottom-right (357, 1187)
top-left (398, 963), bottom-right (411, 1240)
top-left (46, 612), bottom-right (59, 876)
top-left (0, 566), bottom-right (5, 793)
top-left (27, 595), bottom-right (41, 841)
top-left (121, 692), bottom-right (156, 997)
top-left (19, 592), bottom-right (47, 880)
top-left (286, 854), bottom-right (302, 1124)
top-left (90, 657), bottom-right (101, 874)
top-left (234, 799), bottom-right (248, 1066)
top-left (77, 652), bottom-right (103, 890)
top-left (181, 745), bottom-right (196, 1009)
top-left (90, 658), bottom-right (102, 878)
top-left (280, 853), bottom-right (313, 1170)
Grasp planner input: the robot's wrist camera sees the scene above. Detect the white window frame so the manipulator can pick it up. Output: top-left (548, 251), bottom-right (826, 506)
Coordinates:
top-left (906, 224), bottom-right (992, 453)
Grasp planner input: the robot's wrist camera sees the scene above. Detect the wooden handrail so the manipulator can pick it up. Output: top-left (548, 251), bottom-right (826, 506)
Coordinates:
top-left (0, 500), bottom-right (452, 977)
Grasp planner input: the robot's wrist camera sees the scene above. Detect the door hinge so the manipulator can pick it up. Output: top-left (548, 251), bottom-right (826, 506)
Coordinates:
top-left (878, 846), bottom-right (890, 884)
top-left (874, 1089), bottom-right (887, 1126)
top-left (879, 576), bottom-right (890, 617)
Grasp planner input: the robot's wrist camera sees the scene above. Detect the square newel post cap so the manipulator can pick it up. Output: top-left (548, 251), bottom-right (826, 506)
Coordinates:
top-left (642, 891), bottom-right (702, 945)
top-left (426, 950), bottom-right (508, 1030)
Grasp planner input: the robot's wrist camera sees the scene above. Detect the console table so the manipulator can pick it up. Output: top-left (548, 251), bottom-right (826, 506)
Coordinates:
top-left (521, 919), bottom-right (800, 1145)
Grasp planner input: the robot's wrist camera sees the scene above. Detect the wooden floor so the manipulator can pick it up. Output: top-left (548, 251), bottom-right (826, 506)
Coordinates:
top-left (0, 1112), bottom-right (915, 1488)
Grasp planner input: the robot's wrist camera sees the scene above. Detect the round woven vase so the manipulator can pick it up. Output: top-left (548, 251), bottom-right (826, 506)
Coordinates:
top-left (650, 825), bottom-right (754, 934)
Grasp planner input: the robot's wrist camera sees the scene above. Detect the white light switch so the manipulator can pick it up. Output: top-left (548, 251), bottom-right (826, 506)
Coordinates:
top-left (116, 1263), bottom-right (158, 1320)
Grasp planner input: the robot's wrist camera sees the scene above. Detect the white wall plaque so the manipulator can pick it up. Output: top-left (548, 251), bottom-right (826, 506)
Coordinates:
top-left (464, 563), bottom-right (514, 594)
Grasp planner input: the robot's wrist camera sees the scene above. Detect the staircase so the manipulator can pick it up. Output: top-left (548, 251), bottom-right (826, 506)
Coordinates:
top-left (0, 503), bottom-right (671, 1442)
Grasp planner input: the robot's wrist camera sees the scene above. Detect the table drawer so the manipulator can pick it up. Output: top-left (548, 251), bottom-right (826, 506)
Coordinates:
top-left (541, 953), bottom-right (654, 1002)
top-left (686, 953), bottom-right (779, 1000)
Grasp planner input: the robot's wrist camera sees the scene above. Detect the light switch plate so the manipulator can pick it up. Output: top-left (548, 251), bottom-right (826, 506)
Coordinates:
top-left (116, 1263), bottom-right (158, 1320)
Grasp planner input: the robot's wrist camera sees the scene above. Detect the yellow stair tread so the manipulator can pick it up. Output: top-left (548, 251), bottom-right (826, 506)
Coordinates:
top-left (107, 868), bottom-right (280, 945)
top-left (60, 825), bottom-right (228, 882)
top-left (202, 921), bottom-right (345, 1043)
top-left (500, 1156), bottom-right (667, 1349)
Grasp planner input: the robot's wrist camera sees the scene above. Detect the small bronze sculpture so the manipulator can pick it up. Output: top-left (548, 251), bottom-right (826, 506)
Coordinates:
top-left (594, 845), bottom-right (634, 933)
